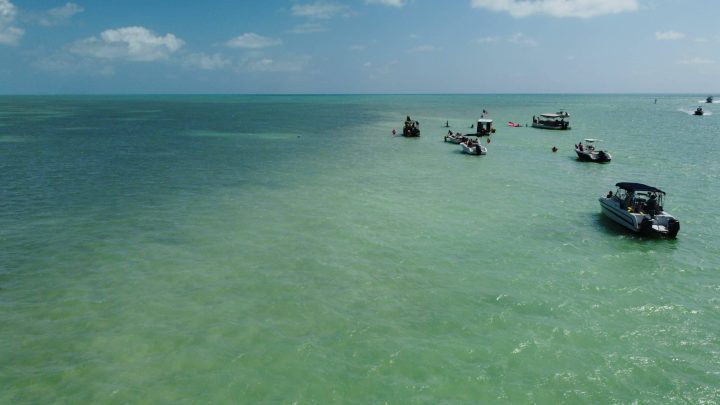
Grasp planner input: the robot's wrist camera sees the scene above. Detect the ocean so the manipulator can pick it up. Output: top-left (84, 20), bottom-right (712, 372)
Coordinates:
top-left (1, 94), bottom-right (719, 403)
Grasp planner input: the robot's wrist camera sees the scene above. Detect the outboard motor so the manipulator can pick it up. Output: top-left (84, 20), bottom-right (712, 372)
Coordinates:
top-left (667, 218), bottom-right (680, 238)
top-left (640, 216), bottom-right (653, 233)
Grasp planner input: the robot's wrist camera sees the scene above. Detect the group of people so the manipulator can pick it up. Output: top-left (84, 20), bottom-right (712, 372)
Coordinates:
top-left (403, 115), bottom-right (420, 137)
top-left (606, 190), bottom-right (659, 216)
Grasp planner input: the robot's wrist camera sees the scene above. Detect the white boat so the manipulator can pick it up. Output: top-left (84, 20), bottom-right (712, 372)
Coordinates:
top-left (532, 112), bottom-right (570, 130)
top-left (460, 139), bottom-right (487, 155)
top-left (444, 131), bottom-right (467, 144)
top-left (599, 182), bottom-right (680, 237)
top-left (575, 139), bottom-right (611, 163)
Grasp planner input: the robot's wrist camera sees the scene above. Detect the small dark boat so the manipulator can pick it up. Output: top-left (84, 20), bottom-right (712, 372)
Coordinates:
top-left (575, 139), bottom-right (611, 163)
top-left (402, 116), bottom-right (420, 137)
top-left (706, 96), bottom-right (713, 103)
top-left (474, 118), bottom-right (495, 136)
top-left (694, 107), bottom-right (704, 116)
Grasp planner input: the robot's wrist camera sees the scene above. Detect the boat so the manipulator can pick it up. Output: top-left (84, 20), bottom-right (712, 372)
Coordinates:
top-left (508, 121), bottom-right (521, 127)
top-left (531, 112), bottom-right (570, 130)
top-left (459, 138), bottom-right (487, 155)
top-left (444, 131), bottom-right (467, 144)
top-left (694, 106), bottom-right (704, 116)
top-left (402, 116), bottom-right (420, 137)
top-left (474, 118), bottom-right (495, 136)
top-left (575, 139), bottom-right (611, 163)
top-left (706, 96), bottom-right (713, 103)
top-left (599, 182), bottom-right (680, 237)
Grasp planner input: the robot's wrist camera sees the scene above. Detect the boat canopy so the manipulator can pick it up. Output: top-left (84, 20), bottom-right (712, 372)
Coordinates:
top-left (477, 118), bottom-right (493, 123)
top-left (539, 113), bottom-right (566, 119)
top-left (615, 182), bottom-right (665, 194)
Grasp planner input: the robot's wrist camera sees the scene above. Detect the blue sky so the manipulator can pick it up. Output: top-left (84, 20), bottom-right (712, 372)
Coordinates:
top-left (0, 0), bottom-right (718, 94)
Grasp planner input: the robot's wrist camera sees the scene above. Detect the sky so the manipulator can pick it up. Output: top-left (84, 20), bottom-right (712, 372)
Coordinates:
top-left (0, 0), bottom-right (718, 94)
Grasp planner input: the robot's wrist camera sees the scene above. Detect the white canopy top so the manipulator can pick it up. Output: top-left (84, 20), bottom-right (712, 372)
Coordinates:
top-left (477, 118), bottom-right (493, 123)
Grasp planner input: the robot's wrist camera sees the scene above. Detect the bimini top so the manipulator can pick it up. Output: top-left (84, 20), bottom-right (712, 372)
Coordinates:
top-left (477, 118), bottom-right (493, 123)
top-left (616, 182), bottom-right (665, 194)
top-left (539, 113), bottom-right (568, 119)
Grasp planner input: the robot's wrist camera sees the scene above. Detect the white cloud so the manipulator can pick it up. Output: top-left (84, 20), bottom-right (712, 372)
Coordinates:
top-left (39, 2), bottom-right (83, 26)
top-left (470, 0), bottom-right (639, 18)
top-left (365, 0), bottom-right (405, 7)
top-left (182, 53), bottom-right (230, 70)
top-left (70, 26), bottom-right (184, 62)
top-left (508, 32), bottom-right (537, 46)
top-left (475, 32), bottom-right (536, 46)
top-left (0, 0), bottom-right (24, 45)
top-left (678, 57), bottom-right (713, 65)
top-left (291, 2), bottom-right (351, 19)
top-left (655, 30), bottom-right (685, 40)
top-left (226, 33), bottom-right (281, 49)
top-left (239, 55), bottom-right (311, 72)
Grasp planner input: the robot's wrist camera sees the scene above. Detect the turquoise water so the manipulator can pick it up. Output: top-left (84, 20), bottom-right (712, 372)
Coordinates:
top-left (1, 95), bottom-right (719, 403)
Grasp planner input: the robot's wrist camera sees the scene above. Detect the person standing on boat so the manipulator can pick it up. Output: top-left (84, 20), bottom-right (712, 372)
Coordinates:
top-left (645, 193), bottom-right (658, 216)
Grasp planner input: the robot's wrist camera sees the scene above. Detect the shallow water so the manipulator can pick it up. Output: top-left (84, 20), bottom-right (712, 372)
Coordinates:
top-left (1, 94), bottom-right (719, 403)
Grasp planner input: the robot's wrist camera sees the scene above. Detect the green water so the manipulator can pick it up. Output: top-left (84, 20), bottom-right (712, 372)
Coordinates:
top-left (1, 95), bottom-right (719, 403)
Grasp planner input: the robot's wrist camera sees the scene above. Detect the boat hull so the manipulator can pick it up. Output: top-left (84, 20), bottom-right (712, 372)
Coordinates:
top-left (531, 123), bottom-right (571, 130)
top-left (576, 149), bottom-right (611, 162)
top-left (444, 134), bottom-right (465, 144)
top-left (598, 197), bottom-right (679, 237)
top-left (460, 142), bottom-right (486, 155)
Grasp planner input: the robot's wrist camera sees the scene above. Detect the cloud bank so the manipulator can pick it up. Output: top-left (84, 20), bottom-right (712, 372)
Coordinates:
top-left (40, 2), bottom-right (84, 26)
top-left (291, 2), bottom-right (351, 19)
top-left (71, 26), bottom-right (184, 62)
top-left (655, 30), bottom-right (685, 40)
top-left (365, 0), bottom-right (405, 7)
top-left (0, 0), bottom-right (24, 45)
top-left (226, 33), bottom-right (282, 49)
top-left (470, 0), bottom-right (639, 18)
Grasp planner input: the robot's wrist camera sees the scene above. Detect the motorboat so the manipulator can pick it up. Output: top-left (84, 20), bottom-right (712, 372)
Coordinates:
top-left (444, 131), bottom-right (467, 144)
top-left (460, 138), bottom-right (487, 155)
top-left (402, 116), bottom-right (420, 137)
top-left (575, 139), bottom-right (611, 163)
top-left (694, 106), bottom-right (704, 116)
top-left (706, 96), bottom-right (713, 103)
top-left (599, 182), bottom-right (680, 237)
top-left (531, 112), bottom-right (570, 130)
top-left (474, 118), bottom-right (495, 136)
